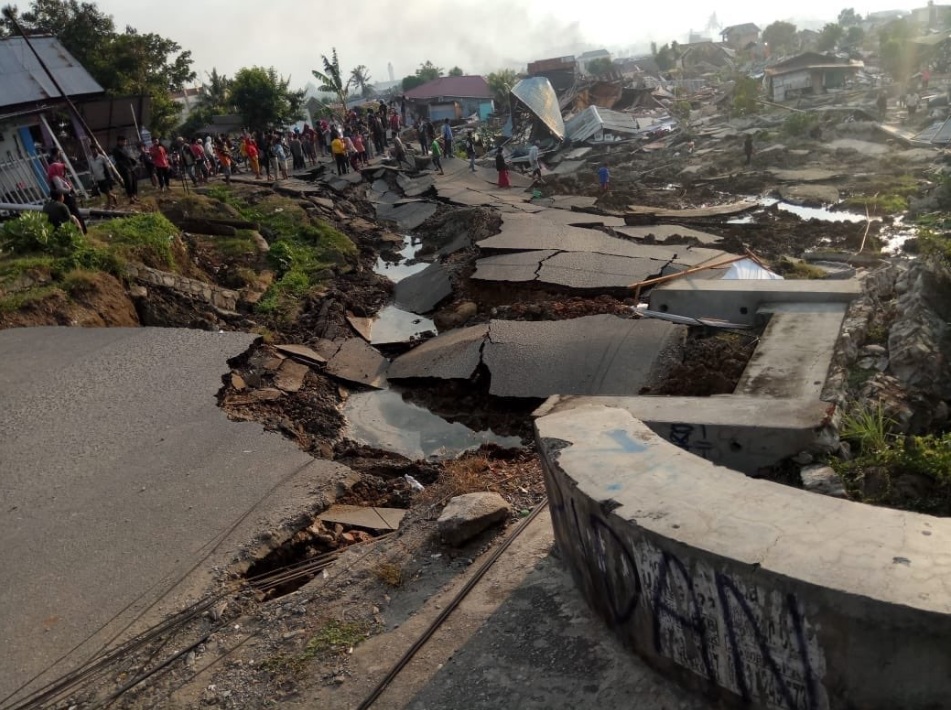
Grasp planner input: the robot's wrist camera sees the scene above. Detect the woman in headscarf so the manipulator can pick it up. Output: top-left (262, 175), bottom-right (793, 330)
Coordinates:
top-left (495, 146), bottom-right (510, 188)
top-left (46, 152), bottom-right (87, 232)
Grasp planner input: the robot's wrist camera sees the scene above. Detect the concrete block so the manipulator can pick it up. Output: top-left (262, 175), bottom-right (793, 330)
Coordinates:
top-left (535, 401), bottom-right (951, 710)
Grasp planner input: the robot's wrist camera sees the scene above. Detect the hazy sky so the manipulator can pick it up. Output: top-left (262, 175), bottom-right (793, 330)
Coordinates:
top-left (89, 0), bottom-right (920, 89)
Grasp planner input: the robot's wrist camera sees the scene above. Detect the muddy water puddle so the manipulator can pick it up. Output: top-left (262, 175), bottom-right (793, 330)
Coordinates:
top-left (343, 389), bottom-right (524, 460)
top-left (728, 197), bottom-right (870, 224)
top-left (375, 235), bottom-right (428, 282)
top-left (370, 305), bottom-right (435, 345)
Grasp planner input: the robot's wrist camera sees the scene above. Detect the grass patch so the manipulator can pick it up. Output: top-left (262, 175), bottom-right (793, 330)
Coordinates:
top-left (261, 619), bottom-right (373, 679)
top-left (772, 258), bottom-right (828, 279)
top-left (60, 269), bottom-right (100, 295)
top-left (87, 213), bottom-right (179, 270)
top-left (840, 403), bottom-right (891, 453)
top-left (0, 284), bottom-right (61, 312)
top-left (371, 562), bottom-right (404, 588)
top-left (208, 192), bottom-right (355, 317)
top-left (0, 254), bottom-right (57, 279)
top-left (916, 227), bottom-right (951, 265)
top-left (416, 453), bottom-right (494, 507)
top-left (215, 231), bottom-right (259, 258)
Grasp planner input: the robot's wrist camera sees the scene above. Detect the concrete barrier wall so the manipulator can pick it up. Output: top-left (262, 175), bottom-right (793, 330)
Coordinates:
top-left (535, 400), bottom-right (951, 710)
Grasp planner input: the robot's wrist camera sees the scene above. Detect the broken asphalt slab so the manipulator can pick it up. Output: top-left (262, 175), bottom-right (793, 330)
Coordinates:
top-left (324, 338), bottom-right (389, 388)
top-left (624, 200), bottom-right (758, 222)
top-left (769, 168), bottom-right (843, 183)
top-left (394, 263), bottom-right (453, 314)
top-left (0, 327), bottom-right (355, 703)
top-left (388, 325), bottom-right (488, 381)
top-left (376, 201), bottom-right (438, 231)
top-left (778, 184), bottom-right (840, 205)
top-left (473, 250), bottom-right (666, 290)
top-left (389, 316), bottom-right (684, 398)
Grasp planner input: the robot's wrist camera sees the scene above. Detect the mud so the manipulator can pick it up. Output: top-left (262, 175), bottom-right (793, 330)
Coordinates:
top-left (648, 330), bottom-right (759, 397)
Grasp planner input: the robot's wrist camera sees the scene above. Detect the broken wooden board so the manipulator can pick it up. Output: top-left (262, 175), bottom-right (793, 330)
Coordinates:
top-left (624, 200), bottom-right (758, 221)
top-left (318, 504), bottom-right (405, 531)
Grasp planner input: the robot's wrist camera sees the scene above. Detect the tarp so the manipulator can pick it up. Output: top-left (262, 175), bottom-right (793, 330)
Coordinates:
top-left (722, 258), bottom-right (783, 280)
top-left (510, 77), bottom-right (565, 141)
top-left (564, 106), bottom-right (640, 143)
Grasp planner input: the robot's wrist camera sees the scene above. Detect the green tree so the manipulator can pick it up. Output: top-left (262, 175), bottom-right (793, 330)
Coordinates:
top-left (448, 65), bottom-right (464, 76)
top-left (486, 68), bottom-right (518, 110)
top-left (231, 66), bottom-right (304, 130)
top-left (587, 57), bottom-right (614, 77)
top-left (415, 60), bottom-right (443, 82)
top-left (838, 7), bottom-right (860, 26)
top-left (842, 25), bottom-right (865, 50)
top-left (763, 20), bottom-right (798, 54)
top-left (312, 48), bottom-right (351, 119)
top-left (731, 75), bottom-right (760, 116)
top-left (401, 74), bottom-right (424, 92)
top-left (350, 64), bottom-right (373, 98)
top-left (879, 18), bottom-right (915, 79)
top-left (650, 41), bottom-right (658, 56)
top-left (198, 68), bottom-right (232, 112)
top-left (817, 23), bottom-right (845, 51)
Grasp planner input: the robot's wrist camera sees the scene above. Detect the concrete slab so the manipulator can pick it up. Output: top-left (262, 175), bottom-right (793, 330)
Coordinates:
top-left (779, 184), bottom-right (840, 205)
top-left (388, 325), bottom-right (488, 381)
top-left (369, 305), bottom-right (436, 346)
top-left (535, 402), bottom-right (951, 710)
top-left (735, 302), bottom-right (848, 399)
top-left (393, 263), bottom-right (453, 314)
top-left (538, 252), bottom-right (666, 289)
top-left (537, 395), bottom-right (835, 475)
top-left (484, 316), bottom-right (684, 398)
top-left (274, 343), bottom-right (327, 365)
top-left (550, 160), bottom-right (585, 175)
top-left (615, 224), bottom-right (723, 245)
top-left (532, 209), bottom-right (626, 228)
top-left (472, 250), bottom-right (558, 282)
top-left (625, 200), bottom-right (757, 220)
top-left (649, 279), bottom-right (862, 325)
top-left (769, 168), bottom-right (842, 182)
top-left (317, 504), bottom-right (405, 531)
top-left (0, 327), bottom-right (353, 703)
top-left (325, 338), bottom-right (389, 388)
top-left (478, 213), bottom-right (681, 262)
top-left (376, 201), bottom-right (438, 230)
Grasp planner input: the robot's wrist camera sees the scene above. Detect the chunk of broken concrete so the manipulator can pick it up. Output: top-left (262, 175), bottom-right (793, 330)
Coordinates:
top-left (437, 492), bottom-right (511, 546)
top-left (274, 359), bottom-right (310, 393)
top-left (800, 464), bottom-right (847, 499)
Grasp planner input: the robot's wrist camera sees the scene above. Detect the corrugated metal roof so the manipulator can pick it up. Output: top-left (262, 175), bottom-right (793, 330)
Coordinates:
top-left (564, 106), bottom-right (640, 143)
top-left (510, 77), bottom-right (565, 141)
top-left (0, 36), bottom-right (104, 111)
top-left (403, 76), bottom-right (493, 100)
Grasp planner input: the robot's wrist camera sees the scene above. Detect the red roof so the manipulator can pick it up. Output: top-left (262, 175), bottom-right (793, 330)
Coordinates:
top-left (403, 75), bottom-right (493, 100)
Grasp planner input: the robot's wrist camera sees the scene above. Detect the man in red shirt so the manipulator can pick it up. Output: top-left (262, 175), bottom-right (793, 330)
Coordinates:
top-left (149, 138), bottom-right (171, 192)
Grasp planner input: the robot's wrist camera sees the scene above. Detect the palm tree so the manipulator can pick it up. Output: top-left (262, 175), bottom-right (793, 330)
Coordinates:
top-left (198, 68), bottom-right (232, 112)
top-left (350, 64), bottom-right (374, 98)
top-left (312, 48), bottom-right (352, 119)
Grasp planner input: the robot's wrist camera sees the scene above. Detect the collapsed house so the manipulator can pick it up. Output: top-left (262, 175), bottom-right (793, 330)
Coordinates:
top-left (0, 35), bottom-right (151, 206)
top-left (764, 52), bottom-right (864, 101)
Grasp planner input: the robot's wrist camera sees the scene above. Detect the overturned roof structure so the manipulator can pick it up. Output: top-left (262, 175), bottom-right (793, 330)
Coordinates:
top-left (564, 106), bottom-right (641, 143)
top-left (510, 77), bottom-right (565, 141)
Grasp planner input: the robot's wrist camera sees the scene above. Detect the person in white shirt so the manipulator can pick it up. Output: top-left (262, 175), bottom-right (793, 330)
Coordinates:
top-left (528, 140), bottom-right (543, 184)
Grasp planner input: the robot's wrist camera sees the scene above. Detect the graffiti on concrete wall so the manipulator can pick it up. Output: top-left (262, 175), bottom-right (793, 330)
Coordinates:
top-left (551, 490), bottom-right (827, 710)
top-left (667, 423), bottom-right (717, 460)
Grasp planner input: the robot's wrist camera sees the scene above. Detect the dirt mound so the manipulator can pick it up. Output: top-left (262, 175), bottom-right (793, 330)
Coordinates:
top-left (157, 193), bottom-right (245, 226)
top-left (648, 331), bottom-right (758, 396)
top-left (0, 272), bottom-right (138, 330)
top-left (415, 206), bottom-right (503, 255)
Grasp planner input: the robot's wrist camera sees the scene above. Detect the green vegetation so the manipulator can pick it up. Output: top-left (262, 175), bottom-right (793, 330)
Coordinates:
top-left (261, 619), bottom-right (372, 678)
top-left (782, 112), bottom-right (819, 137)
top-left (916, 228), bottom-right (951, 265)
top-left (843, 193), bottom-right (908, 215)
top-left (86, 213), bottom-right (179, 270)
top-left (201, 187), bottom-right (355, 318)
top-left (773, 258), bottom-right (827, 279)
top-left (731, 76), bottom-right (760, 117)
top-left (0, 284), bottom-right (60, 312)
top-left (840, 404), bottom-right (890, 453)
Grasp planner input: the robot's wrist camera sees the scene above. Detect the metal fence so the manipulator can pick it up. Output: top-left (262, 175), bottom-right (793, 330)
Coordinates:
top-left (0, 150), bottom-right (49, 205)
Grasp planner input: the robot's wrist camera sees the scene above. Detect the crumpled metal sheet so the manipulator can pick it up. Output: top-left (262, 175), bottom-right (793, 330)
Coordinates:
top-left (510, 77), bottom-right (565, 141)
top-left (564, 106), bottom-right (640, 143)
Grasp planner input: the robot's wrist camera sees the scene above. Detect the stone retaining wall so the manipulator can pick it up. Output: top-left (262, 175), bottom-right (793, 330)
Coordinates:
top-left (536, 399), bottom-right (951, 710)
top-left (126, 265), bottom-right (239, 312)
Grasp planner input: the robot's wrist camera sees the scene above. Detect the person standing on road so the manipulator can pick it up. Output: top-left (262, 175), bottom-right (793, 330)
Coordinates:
top-left (150, 138), bottom-right (171, 192)
top-left (743, 134), bottom-right (754, 166)
top-left (430, 136), bottom-right (445, 175)
top-left (465, 130), bottom-right (477, 173)
top-left (597, 164), bottom-right (610, 191)
top-left (289, 132), bottom-right (305, 171)
top-left (495, 146), bottom-right (510, 188)
top-left (331, 133), bottom-right (348, 175)
top-left (441, 119), bottom-right (453, 158)
top-left (89, 147), bottom-right (119, 207)
top-left (112, 135), bottom-right (139, 204)
top-left (528, 140), bottom-right (543, 184)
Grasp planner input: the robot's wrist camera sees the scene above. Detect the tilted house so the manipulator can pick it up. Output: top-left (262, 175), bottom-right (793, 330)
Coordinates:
top-left (0, 35), bottom-right (104, 205)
